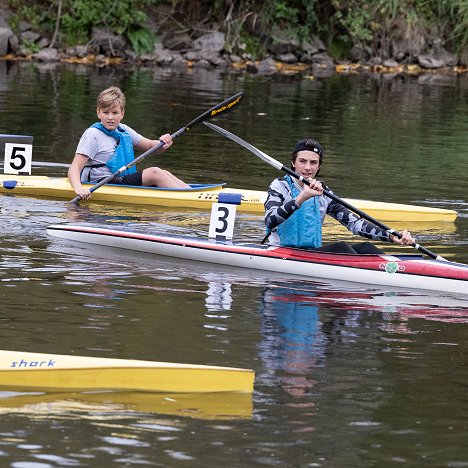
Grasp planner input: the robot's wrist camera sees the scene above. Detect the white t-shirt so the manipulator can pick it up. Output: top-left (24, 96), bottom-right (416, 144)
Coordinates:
top-left (76, 123), bottom-right (143, 182)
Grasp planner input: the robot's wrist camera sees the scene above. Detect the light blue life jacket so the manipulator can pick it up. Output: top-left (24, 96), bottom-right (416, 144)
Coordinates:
top-left (276, 175), bottom-right (322, 248)
top-left (91, 122), bottom-right (136, 176)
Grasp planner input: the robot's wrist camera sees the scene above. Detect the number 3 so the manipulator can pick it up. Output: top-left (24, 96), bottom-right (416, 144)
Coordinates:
top-left (215, 206), bottom-right (229, 234)
top-left (208, 203), bottom-right (237, 240)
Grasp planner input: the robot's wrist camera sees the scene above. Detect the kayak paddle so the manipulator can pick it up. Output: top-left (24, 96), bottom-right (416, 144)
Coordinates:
top-left (203, 121), bottom-right (446, 262)
top-left (70, 91), bottom-right (244, 204)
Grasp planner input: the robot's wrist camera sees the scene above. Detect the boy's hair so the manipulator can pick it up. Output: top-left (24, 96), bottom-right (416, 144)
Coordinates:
top-left (97, 86), bottom-right (126, 111)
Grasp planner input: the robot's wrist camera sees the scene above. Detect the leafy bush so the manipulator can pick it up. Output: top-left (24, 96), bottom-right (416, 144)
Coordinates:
top-left (9, 0), bottom-right (154, 50)
top-left (239, 32), bottom-right (265, 59)
top-left (127, 28), bottom-right (156, 56)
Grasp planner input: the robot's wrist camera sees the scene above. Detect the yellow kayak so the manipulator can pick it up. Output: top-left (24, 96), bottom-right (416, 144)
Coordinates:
top-left (0, 350), bottom-right (254, 393)
top-left (0, 174), bottom-right (457, 222)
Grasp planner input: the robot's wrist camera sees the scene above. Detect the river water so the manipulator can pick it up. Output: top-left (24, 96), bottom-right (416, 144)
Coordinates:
top-left (0, 60), bottom-right (467, 466)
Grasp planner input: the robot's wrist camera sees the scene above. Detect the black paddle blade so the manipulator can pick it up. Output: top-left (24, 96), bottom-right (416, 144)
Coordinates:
top-left (185, 92), bottom-right (243, 130)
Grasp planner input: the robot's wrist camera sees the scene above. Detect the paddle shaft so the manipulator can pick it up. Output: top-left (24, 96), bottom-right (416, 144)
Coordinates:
top-left (70, 92), bottom-right (243, 204)
top-left (203, 122), bottom-right (445, 261)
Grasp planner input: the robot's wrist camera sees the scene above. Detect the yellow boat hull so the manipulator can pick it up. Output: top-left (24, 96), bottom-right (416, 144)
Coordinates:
top-left (339, 198), bottom-right (457, 223)
top-left (0, 174), bottom-right (457, 222)
top-left (0, 350), bottom-right (254, 393)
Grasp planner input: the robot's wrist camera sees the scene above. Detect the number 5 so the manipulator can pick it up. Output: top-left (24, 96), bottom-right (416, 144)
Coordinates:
top-left (4, 143), bottom-right (33, 175)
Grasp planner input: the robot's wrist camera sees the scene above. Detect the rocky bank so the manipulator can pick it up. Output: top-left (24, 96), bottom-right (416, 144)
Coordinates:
top-left (0, 2), bottom-right (466, 78)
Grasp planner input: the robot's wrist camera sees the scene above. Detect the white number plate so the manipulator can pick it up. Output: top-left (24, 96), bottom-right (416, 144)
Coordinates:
top-left (209, 203), bottom-right (237, 240)
top-left (4, 143), bottom-right (33, 175)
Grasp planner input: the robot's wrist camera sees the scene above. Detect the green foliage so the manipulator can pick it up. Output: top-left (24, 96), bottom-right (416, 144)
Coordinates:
top-left (22, 38), bottom-right (41, 53)
top-left (9, 0), bottom-right (55, 33)
top-left (328, 36), bottom-right (353, 60)
top-left (451, 0), bottom-right (468, 50)
top-left (418, 0), bottom-right (468, 52)
top-left (261, 1), bottom-right (315, 41)
top-left (6, 0), bottom-right (468, 59)
top-left (239, 32), bottom-right (265, 60)
top-left (127, 28), bottom-right (156, 56)
top-left (328, 0), bottom-right (468, 54)
top-left (60, 0), bottom-right (150, 45)
top-left (331, 2), bottom-right (373, 45)
top-left (9, 0), bottom-right (153, 48)
top-left (7, 14), bottom-right (20, 32)
top-left (267, 1), bottom-right (299, 25)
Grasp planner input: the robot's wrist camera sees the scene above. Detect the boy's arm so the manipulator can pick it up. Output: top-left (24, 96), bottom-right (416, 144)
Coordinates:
top-left (68, 153), bottom-right (92, 199)
top-left (134, 134), bottom-right (173, 153)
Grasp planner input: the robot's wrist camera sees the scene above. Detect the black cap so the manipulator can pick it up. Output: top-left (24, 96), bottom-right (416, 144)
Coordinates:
top-left (292, 139), bottom-right (323, 157)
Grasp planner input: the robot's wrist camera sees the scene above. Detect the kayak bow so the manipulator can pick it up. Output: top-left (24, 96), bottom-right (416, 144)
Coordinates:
top-left (0, 350), bottom-right (255, 393)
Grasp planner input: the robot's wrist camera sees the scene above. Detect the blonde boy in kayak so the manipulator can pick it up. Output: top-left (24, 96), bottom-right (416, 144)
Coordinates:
top-left (68, 86), bottom-right (189, 200)
top-left (265, 138), bottom-right (415, 253)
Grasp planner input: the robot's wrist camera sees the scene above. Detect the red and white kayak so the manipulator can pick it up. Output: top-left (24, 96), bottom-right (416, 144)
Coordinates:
top-left (47, 224), bottom-right (468, 296)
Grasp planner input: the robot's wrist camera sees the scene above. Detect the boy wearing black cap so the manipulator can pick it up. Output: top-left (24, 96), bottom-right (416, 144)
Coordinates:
top-left (264, 138), bottom-right (414, 253)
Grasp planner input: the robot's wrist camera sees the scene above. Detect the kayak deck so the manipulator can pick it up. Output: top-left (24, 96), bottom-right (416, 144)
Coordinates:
top-left (0, 350), bottom-right (255, 393)
top-left (0, 174), bottom-right (458, 222)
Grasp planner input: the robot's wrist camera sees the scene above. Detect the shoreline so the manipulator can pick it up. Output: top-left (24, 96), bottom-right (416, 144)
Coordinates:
top-left (1, 53), bottom-right (467, 78)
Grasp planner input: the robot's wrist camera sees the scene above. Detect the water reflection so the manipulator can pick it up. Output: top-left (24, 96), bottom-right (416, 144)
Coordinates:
top-left (205, 275), bottom-right (468, 402)
top-left (0, 390), bottom-right (252, 421)
top-left (205, 275), bottom-right (233, 312)
top-left (259, 287), bottom-right (324, 400)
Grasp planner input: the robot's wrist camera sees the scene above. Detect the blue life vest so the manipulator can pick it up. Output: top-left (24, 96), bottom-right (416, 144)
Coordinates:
top-left (91, 122), bottom-right (136, 176)
top-left (276, 175), bottom-right (322, 248)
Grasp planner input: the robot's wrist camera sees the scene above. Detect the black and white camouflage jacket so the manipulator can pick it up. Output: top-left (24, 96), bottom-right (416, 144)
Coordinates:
top-left (264, 176), bottom-right (391, 246)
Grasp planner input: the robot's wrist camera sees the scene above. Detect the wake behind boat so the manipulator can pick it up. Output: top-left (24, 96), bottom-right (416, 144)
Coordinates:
top-left (47, 224), bottom-right (468, 296)
top-left (0, 174), bottom-right (458, 222)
